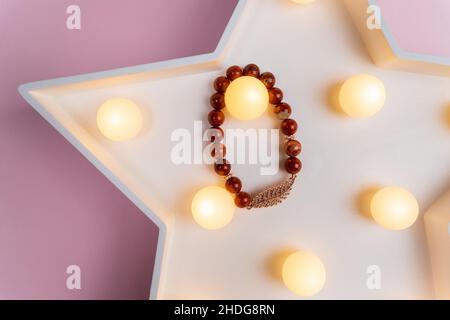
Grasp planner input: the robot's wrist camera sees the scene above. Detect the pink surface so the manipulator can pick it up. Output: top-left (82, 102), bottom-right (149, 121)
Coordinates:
top-left (0, 0), bottom-right (238, 299)
top-left (377, 0), bottom-right (450, 58)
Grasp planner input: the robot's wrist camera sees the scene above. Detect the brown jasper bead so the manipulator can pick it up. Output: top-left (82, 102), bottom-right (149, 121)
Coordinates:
top-left (214, 76), bottom-right (230, 93)
top-left (211, 143), bottom-right (226, 159)
top-left (285, 139), bottom-right (302, 157)
top-left (226, 65), bottom-right (243, 81)
top-left (269, 87), bottom-right (284, 104)
top-left (274, 102), bottom-right (292, 120)
top-left (214, 159), bottom-right (231, 176)
top-left (208, 110), bottom-right (225, 126)
top-left (206, 127), bottom-right (224, 143)
top-left (235, 191), bottom-right (252, 208)
top-left (281, 119), bottom-right (298, 136)
top-left (225, 176), bottom-right (242, 193)
top-left (243, 64), bottom-right (260, 78)
top-left (259, 72), bottom-right (276, 89)
top-left (210, 92), bottom-right (225, 110)
top-left (285, 157), bottom-right (302, 174)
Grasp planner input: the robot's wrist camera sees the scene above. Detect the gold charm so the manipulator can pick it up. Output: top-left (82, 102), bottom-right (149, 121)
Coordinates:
top-left (247, 175), bottom-right (297, 209)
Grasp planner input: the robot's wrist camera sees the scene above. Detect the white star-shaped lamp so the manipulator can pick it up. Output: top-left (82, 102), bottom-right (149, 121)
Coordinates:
top-left (19, 0), bottom-right (450, 299)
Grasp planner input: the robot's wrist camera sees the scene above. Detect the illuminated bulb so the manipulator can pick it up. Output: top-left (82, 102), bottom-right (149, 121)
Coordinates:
top-left (282, 251), bottom-right (326, 297)
top-left (291, 0), bottom-right (316, 4)
top-left (97, 98), bottom-right (143, 141)
top-left (191, 186), bottom-right (235, 230)
top-left (225, 76), bottom-right (269, 120)
top-left (370, 186), bottom-right (419, 230)
top-left (339, 74), bottom-right (386, 117)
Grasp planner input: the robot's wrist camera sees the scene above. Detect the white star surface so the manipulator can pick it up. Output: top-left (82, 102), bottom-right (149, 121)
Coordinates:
top-left (20, 0), bottom-right (450, 299)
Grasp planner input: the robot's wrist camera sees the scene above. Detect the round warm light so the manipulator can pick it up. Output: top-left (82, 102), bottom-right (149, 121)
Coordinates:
top-left (291, 0), bottom-right (316, 4)
top-left (339, 74), bottom-right (386, 117)
top-left (97, 98), bottom-right (143, 141)
top-left (282, 251), bottom-right (326, 297)
top-left (370, 187), bottom-right (419, 230)
top-left (225, 76), bottom-right (269, 120)
top-left (191, 186), bottom-right (235, 230)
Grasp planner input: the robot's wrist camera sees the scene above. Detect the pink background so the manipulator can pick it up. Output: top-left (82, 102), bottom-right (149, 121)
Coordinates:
top-left (377, 0), bottom-right (450, 58)
top-left (0, 0), bottom-right (238, 299)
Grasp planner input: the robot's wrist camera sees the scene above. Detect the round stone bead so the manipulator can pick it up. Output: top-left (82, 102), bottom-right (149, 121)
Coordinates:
top-left (285, 139), bottom-right (302, 157)
top-left (281, 119), bottom-right (298, 136)
top-left (206, 127), bottom-right (224, 143)
top-left (243, 64), bottom-right (260, 78)
top-left (210, 92), bottom-right (225, 110)
top-left (235, 191), bottom-right (252, 208)
top-left (269, 87), bottom-right (284, 104)
top-left (208, 110), bottom-right (225, 127)
top-left (211, 143), bottom-right (226, 159)
top-left (214, 159), bottom-right (231, 176)
top-left (259, 72), bottom-right (276, 89)
top-left (214, 76), bottom-right (230, 93)
top-left (274, 102), bottom-right (292, 120)
top-left (225, 176), bottom-right (242, 194)
top-left (226, 65), bottom-right (243, 81)
top-left (285, 157), bottom-right (302, 174)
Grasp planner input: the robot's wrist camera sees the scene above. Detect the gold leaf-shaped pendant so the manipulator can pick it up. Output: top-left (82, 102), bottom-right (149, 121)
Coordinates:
top-left (247, 175), bottom-right (297, 209)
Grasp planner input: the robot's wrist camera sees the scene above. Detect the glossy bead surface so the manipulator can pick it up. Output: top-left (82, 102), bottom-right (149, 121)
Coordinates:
top-left (285, 157), bottom-right (302, 174)
top-left (214, 159), bottom-right (231, 176)
top-left (243, 64), bottom-right (260, 78)
top-left (214, 76), bottom-right (230, 93)
top-left (259, 72), bottom-right (276, 89)
top-left (208, 110), bottom-right (225, 127)
top-left (281, 119), bottom-right (298, 136)
top-left (269, 87), bottom-right (284, 104)
top-left (225, 176), bottom-right (242, 194)
top-left (235, 192), bottom-right (252, 208)
top-left (285, 139), bottom-right (302, 157)
top-left (274, 103), bottom-right (292, 120)
top-left (206, 127), bottom-right (224, 143)
top-left (211, 143), bottom-right (227, 159)
top-left (226, 65), bottom-right (243, 81)
top-left (210, 92), bottom-right (225, 110)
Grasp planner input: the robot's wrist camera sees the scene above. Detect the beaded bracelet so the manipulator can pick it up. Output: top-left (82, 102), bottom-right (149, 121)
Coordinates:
top-left (207, 64), bottom-right (302, 209)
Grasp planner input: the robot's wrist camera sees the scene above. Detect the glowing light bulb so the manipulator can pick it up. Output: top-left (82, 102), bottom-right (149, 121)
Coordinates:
top-left (370, 186), bottom-right (419, 230)
top-left (291, 0), bottom-right (316, 4)
top-left (282, 251), bottom-right (326, 297)
top-left (339, 74), bottom-right (386, 117)
top-left (191, 186), bottom-right (235, 230)
top-left (224, 76), bottom-right (269, 120)
top-left (97, 98), bottom-right (143, 141)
